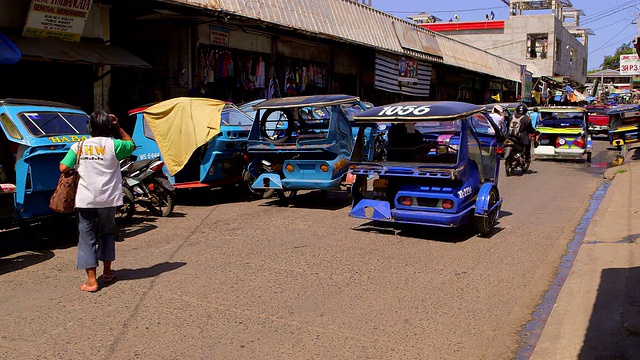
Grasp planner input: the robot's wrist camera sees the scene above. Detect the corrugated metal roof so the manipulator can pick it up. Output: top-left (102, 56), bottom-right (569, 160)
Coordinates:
top-left (162, 0), bottom-right (522, 81)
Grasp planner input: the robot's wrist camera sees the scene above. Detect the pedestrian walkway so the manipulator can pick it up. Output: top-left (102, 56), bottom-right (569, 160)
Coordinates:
top-left (530, 146), bottom-right (640, 359)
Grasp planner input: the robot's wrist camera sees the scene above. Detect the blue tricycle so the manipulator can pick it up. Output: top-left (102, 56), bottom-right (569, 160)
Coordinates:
top-left (348, 101), bottom-right (504, 236)
top-left (0, 99), bottom-right (90, 229)
top-left (129, 97), bottom-right (273, 199)
top-left (245, 95), bottom-right (376, 201)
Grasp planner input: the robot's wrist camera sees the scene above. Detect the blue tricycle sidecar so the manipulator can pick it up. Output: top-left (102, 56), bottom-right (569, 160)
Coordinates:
top-left (246, 94), bottom-right (376, 201)
top-left (348, 101), bottom-right (504, 236)
top-left (129, 97), bottom-right (272, 198)
top-left (0, 99), bottom-right (90, 228)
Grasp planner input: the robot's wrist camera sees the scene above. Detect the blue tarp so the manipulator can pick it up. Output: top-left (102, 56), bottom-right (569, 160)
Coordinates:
top-left (0, 32), bottom-right (21, 65)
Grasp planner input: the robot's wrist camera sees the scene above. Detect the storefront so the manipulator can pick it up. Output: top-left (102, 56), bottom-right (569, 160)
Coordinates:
top-left (0, 1), bottom-right (150, 114)
top-left (372, 52), bottom-right (433, 104)
top-left (194, 24), bottom-right (354, 103)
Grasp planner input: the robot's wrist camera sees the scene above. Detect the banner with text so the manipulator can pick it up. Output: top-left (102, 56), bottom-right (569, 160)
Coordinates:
top-left (620, 54), bottom-right (640, 75)
top-left (23, 0), bottom-right (93, 42)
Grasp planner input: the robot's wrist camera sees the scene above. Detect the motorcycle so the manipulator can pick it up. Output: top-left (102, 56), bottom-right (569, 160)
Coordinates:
top-left (503, 132), bottom-right (539, 177)
top-left (116, 156), bottom-right (175, 223)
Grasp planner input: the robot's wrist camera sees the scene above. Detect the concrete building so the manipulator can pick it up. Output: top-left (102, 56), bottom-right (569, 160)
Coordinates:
top-left (417, 0), bottom-right (589, 99)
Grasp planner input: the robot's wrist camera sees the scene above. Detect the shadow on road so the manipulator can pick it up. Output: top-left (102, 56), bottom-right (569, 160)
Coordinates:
top-left (352, 221), bottom-right (486, 243)
top-left (260, 190), bottom-right (352, 211)
top-left (103, 261), bottom-right (187, 283)
top-left (0, 250), bottom-right (55, 276)
top-left (0, 216), bottom-right (77, 256)
top-left (175, 186), bottom-right (256, 207)
top-left (579, 266), bottom-right (640, 359)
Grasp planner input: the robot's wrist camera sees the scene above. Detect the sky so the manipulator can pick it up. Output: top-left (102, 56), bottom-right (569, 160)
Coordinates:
top-left (370, 0), bottom-right (640, 71)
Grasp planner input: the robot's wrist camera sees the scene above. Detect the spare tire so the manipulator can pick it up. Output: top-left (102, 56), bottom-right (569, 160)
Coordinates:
top-left (260, 109), bottom-right (292, 143)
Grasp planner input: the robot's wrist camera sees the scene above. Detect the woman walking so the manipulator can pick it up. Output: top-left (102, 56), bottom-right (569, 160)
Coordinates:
top-left (59, 111), bottom-right (135, 292)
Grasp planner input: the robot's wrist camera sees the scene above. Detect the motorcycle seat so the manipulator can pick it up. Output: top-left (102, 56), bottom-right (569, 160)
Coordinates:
top-left (130, 159), bottom-right (155, 172)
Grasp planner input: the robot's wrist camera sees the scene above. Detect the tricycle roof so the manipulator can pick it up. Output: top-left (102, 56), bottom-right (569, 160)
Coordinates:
top-left (607, 104), bottom-right (640, 115)
top-left (252, 95), bottom-right (360, 110)
top-left (352, 101), bottom-right (484, 123)
top-left (537, 106), bottom-right (586, 113)
top-left (483, 102), bottom-right (521, 112)
top-left (0, 98), bottom-right (82, 111)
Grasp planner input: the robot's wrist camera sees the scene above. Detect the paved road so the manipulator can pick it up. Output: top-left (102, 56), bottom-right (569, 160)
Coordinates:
top-left (0, 138), bottom-right (617, 359)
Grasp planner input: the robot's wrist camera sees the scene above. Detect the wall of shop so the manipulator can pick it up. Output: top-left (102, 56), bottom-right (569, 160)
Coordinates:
top-left (0, 0), bottom-right (110, 113)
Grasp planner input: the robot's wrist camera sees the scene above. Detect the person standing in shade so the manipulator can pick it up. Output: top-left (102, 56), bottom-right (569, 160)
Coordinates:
top-left (59, 111), bottom-right (135, 292)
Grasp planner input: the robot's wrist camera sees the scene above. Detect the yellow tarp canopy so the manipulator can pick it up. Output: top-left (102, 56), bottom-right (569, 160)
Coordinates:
top-left (143, 97), bottom-right (225, 175)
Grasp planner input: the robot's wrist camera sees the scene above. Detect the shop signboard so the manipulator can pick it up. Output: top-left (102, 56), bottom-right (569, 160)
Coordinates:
top-left (210, 26), bottom-right (230, 47)
top-left (524, 71), bottom-right (533, 102)
top-left (398, 57), bottom-right (418, 83)
top-left (23, 0), bottom-right (93, 42)
top-left (620, 54), bottom-right (640, 75)
top-left (392, 22), bottom-right (442, 58)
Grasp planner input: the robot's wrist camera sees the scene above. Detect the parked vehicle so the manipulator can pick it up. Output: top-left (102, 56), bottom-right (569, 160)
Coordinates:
top-left (129, 98), bottom-right (272, 199)
top-left (607, 104), bottom-right (640, 148)
top-left (246, 94), bottom-right (376, 201)
top-left (533, 107), bottom-right (592, 162)
top-left (0, 99), bottom-right (90, 229)
top-left (348, 101), bottom-right (504, 236)
top-left (116, 156), bottom-right (175, 223)
top-left (586, 104), bottom-right (612, 136)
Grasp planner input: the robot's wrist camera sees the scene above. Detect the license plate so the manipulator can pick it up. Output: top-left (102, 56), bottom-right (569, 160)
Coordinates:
top-left (540, 139), bottom-right (549, 145)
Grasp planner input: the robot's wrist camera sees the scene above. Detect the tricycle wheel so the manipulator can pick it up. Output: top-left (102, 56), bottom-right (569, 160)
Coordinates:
top-left (278, 190), bottom-right (297, 202)
top-left (476, 187), bottom-right (499, 237)
top-left (351, 175), bottom-right (368, 205)
top-left (242, 167), bottom-right (275, 200)
top-left (521, 161), bottom-right (530, 173)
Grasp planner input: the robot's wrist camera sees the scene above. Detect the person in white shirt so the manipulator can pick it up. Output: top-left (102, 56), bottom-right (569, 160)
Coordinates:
top-left (489, 105), bottom-right (506, 135)
top-left (59, 111), bottom-right (135, 293)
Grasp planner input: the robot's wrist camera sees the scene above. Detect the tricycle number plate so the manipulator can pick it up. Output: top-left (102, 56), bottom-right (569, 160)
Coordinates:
top-left (540, 139), bottom-right (549, 145)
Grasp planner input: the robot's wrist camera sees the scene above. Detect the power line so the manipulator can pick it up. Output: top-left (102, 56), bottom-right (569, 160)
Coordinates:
top-left (582, 0), bottom-right (637, 20)
top-left (589, 23), bottom-right (633, 54)
top-left (582, 2), bottom-right (639, 25)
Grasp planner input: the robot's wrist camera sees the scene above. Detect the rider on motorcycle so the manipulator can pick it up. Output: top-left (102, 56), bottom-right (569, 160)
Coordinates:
top-left (507, 104), bottom-right (536, 162)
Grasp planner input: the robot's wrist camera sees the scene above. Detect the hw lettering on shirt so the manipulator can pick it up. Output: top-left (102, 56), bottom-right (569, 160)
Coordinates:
top-left (83, 145), bottom-right (106, 156)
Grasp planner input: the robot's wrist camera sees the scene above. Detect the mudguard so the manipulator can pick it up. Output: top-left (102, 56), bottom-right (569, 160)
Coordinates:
top-left (349, 199), bottom-right (392, 221)
top-left (474, 183), bottom-right (501, 216)
top-left (252, 173), bottom-right (283, 190)
top-left (157, 177), bottom-right (175, 192)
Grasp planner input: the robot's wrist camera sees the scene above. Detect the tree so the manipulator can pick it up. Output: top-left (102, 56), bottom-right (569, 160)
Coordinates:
top-left (600, 42), bottom-right (635, 70)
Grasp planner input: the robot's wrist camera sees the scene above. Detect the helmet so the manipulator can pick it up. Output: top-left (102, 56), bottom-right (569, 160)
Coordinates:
top-left (515, 104), bottom-right (528, 115)
top-left (492, 105), bottom-right (503, 114)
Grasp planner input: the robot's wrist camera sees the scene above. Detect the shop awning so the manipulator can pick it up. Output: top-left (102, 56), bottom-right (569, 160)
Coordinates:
top-left (9, 36), bottom-right (151, 68)
top-left (0, 32), bottom-right (21, 65)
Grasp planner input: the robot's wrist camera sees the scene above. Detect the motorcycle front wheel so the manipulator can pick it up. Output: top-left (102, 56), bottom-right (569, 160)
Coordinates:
top-left (115, 188), bottom-right (135, 224)
top-left (146, 184), bottom-right (175, 217)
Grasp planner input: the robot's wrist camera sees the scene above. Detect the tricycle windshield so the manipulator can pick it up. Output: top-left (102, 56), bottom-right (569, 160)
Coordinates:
top-left (221, 104), bottom-right (253, 126)
top-left (384, 120), bottom-right (461, 165)
top-left (18, 111), bottom-right (89, 136)
top-left (538, 112), bottom-right (584, 128)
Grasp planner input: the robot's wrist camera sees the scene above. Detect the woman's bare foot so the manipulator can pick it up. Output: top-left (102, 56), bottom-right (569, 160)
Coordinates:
top-left (79, 282), bottom-right (99, 292)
